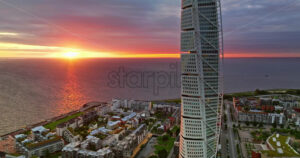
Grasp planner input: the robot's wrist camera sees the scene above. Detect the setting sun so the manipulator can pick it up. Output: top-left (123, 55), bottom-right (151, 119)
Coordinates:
top-left (63, 52), bottom-right (79, 59)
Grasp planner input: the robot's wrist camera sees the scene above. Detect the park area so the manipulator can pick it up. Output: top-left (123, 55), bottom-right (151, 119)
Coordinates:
top-left (262, 134), bottom-right (300, 157)
top-left (44, 112), bottom-right (82, 130)
top-left (153, 134), bottom-right (175, 158)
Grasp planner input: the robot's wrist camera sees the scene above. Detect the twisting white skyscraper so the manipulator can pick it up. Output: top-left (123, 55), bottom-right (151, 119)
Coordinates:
top-left (179, 0), bottom-right (223, 158)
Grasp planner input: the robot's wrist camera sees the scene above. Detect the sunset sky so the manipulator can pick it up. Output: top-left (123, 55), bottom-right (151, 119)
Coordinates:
top-left (0, 0), bottom-right (300, 58)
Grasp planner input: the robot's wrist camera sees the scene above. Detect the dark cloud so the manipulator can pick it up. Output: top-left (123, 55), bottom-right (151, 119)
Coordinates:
top-left (222, 0), bottom-right (300, 55)
top-left (0, 0), bottom-right (180, 53)
top-left (0, 0), bottom-right (299, 56)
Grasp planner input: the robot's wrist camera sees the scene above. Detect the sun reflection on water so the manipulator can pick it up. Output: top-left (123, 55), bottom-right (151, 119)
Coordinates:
top-left (59, 61), bottom-right (87, 113)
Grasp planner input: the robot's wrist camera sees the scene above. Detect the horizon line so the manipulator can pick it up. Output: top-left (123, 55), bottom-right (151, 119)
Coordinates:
top-left (1, 56), bottom-right (300, 59)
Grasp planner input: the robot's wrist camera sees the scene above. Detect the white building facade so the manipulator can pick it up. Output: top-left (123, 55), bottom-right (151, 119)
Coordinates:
top-left (180, 0), bottom-right (223, 158)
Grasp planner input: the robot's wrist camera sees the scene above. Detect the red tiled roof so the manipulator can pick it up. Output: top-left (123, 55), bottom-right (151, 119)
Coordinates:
top-left (294, 108), bottom-right (300, 113)
top-left (169, 117), bottom-right (176, 122)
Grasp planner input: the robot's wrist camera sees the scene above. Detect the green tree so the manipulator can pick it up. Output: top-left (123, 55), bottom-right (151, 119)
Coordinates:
top-left (259, 122), bottom-right (263, 128)
top-left (272, 122), bottom-right (277, 128)
top-left (43, 149), bottom-right (50, 158)
top-left (162, 135), bottom-right (169, 141)
top-left (245, 121), bottom-right (250, 126)
top-left (157, 149), bottom-right (168, 158)
top-left (176, 128), bottom-right (180, 136)
top-left (254, 89), bottom-right (269, 95)
top-left (166, 129), bottom-right (172, 136)
top-left (292, 142), bottom-right (300, 149)
top-left (252, 121), bottom-right (258, 127)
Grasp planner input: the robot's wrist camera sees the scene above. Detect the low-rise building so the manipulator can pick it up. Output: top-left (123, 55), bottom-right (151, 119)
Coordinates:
top-left (113, 134), bottom-right (137, 158)
top-left (106, 121), bottom-right (120, 130)
top-left (16, 136), bottom-right (64, 157)
top-left (56, 117), bottom-right (83, 137)
top-left (121, 112), bottom-right (136, 122)
top-left (237, 110), bottom-right (285, 124)
top-left (62, 137), bottom-right (114, 158)
top-left (150, 102), bottom-right (180, 114)
top-left (132, 124), bottom-right (147, 144)
top-left (233, 97), bottom-right (286, 125)
top-left (252, 151), bottom-right (261, 158)
top-left (101, 135), bottom-right (118, 147)
top-left (292, 108), bottom-right (300, 127)
top-left (0, 135), bottom-right (16, 153)
top-left (95, 103), bottom-right (111, 116)
top-left (31, 126), bottom-right (50, 141)
top-left (63, 128), bottom-right (82, 143)
top-left (82, 110), bottom-right (98, 125)
top-left (112, 99), bottom-right (150, 112)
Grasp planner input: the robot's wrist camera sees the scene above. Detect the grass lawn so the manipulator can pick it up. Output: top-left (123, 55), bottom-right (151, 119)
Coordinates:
top-left (171, 125), bottom-right (179, 134)
top-left (154, 135), bottom-right (176, 154)
top-left (163, 99), bottom-right (181, 104)
top-left (262, 134), bottom-right (300, 157)
top-left (8, 153), bottom-right (23, 157)
top-left (224, 89), bottom-right (300, 100)
top-left (44, 112), bottom-right (83, 130)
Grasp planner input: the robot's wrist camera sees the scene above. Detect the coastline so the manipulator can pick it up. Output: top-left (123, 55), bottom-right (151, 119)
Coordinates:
top-left (2, 88), bottom-right (300, 138)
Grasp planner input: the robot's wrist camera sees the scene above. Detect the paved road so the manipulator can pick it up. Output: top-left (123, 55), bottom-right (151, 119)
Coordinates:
top-left (225, 101), bottom-right (237, 158)
top-left (220, 129), bottom-right (228, 158)
top-left (136, 137), bottom-right (157, 158)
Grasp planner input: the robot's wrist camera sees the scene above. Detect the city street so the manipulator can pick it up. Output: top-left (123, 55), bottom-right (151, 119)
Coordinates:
top-left (221, 101), bottom-right (238, 158)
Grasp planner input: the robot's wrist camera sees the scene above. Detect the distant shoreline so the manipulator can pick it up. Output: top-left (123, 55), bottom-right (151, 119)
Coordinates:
top-left (2, 88), bottom-right (299, 137)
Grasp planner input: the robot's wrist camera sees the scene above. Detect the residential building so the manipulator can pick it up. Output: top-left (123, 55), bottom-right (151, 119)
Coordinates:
top-left (233, 97), bottom-right (286, 125)
top-left (31, 126), bottom-right (50, 141)
top-left (16, 136), bottom-right (64, 157)
top-left (101, 135), bottom-right (118, 147)
top-left (63, 128), bottom-right (82, 143)
top-left (252, 151), bottom-right (261, 158)
top-left (106, 121), bottom-right (120, 130)
top-left (112, 99), bottom-right (150, 112)
top-left (95, 103), bottom-right (111, 116)
top-left (121, 112), bottom-right (136, 122)
top-left (180, 0), bottom-right (223, 157)
top-left (62, 141), bottom-right (114, 158)
top-left (56, 117), bottom-right (83, 137)
top-left (292, 108), bottom-right (300, 127)
top-left (150, 102), bottom-right (180, 114)
top-left (113, 134), bottom-right (137, 158)
top-left (132, 124), bottom-right (147, 144)
top-left (82, 110), bottom-right (98, 125)
top-left (0, 135), bottom-right (16, 153)
top-left (163, 117), bottom-right (176, 132)
top-left (236, 110), bottom-right (285, 125)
